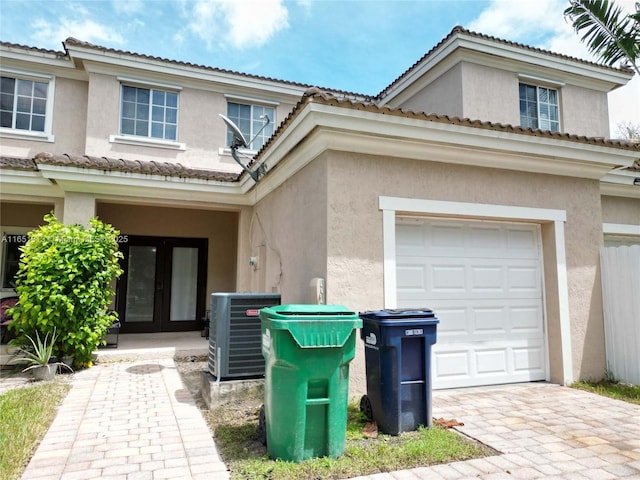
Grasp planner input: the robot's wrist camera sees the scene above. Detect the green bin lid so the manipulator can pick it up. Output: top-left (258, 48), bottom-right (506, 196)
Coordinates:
top-left (260, 304), bottom-right (362, 348)
top-left (262, 304), bottom-right (357, 318)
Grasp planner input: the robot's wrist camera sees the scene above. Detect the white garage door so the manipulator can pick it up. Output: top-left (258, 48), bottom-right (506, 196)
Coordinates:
top-left (396, 217), bottom-right (546, 389)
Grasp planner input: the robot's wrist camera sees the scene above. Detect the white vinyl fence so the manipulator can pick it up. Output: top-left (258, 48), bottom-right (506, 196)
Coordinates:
top-left (600, 245), bottom-right (640, 385)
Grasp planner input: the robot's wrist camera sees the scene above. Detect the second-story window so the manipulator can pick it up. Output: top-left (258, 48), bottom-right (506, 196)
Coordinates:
top-left (226, 102), bottom-right (275, 151)
top-left (1, 75), bottom-right (48, 132)
top-left (121, 85), bottom-right (178, 141)
top-left (519, 83), bottom-right (559, 132)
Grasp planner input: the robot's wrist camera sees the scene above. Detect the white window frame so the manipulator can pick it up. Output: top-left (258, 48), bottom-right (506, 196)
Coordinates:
top-left (0, 68), bottom-right (55, 142)
top-left (379, 196), bottom-right (573, 385)
top-left (111, 77), bottom-right (185, 150)
top-left (222, 96), bottom-right (277, 154)
top-left (518, 79), bottom-right (561, 133)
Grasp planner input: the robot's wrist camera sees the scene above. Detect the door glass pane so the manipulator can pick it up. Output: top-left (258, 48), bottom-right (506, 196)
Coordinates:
top-left (170, 247), bottom-right (198, 321)
top-left (125, 246), bottom-right (156, 323)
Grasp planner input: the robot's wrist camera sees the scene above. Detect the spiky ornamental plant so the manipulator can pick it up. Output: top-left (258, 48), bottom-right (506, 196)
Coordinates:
top-left (564, 0), bottom-right (640, 76)
top-left (7, 214), bottom-right (123, 368)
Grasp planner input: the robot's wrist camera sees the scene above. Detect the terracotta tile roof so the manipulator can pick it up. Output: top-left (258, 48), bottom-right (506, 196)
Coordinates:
top-left (0, 153), bottom-right (239, 182)
top-left (378, 26), bottom-right (634, 99)
top-left (0, 156), bottom-right (38, 170)
top-left (0, 40), bottom-right (66, 57)
top-left (253, 88), bottom-right (640, 165)
top-left (61, 38), bottom-right (365, 98)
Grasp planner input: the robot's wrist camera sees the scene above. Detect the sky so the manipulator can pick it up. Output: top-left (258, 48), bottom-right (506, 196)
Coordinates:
top-left (1, 0), bottom-right (638, 137)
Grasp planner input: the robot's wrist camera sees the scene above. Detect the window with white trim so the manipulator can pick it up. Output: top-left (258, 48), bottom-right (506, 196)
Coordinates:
top-left (0, 74), bottom-right (52, 135)
top-left (120, 85), bottom-right (178, 141)
top-left (226, 102), bottom-right (275, 151)
top-left (519, 83), bottom-right (560, 132)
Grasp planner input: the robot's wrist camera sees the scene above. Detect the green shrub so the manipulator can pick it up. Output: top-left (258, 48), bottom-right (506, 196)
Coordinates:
top-left (8, 213), bottom-right (123, 367)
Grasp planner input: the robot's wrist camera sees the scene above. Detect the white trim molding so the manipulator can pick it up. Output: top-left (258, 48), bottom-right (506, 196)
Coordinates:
top-left (116, 76), bottom-right (183, 91)
top-left (109, 134), bottom-right (186, 151)
top-left (378, 196), bottom-right (573, 386)
top-left (603, 223), bottom-right (640, 236)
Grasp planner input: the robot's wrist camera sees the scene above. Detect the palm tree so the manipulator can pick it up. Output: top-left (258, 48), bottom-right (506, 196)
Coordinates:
top-left (564, 0), bottom-right (640, 76)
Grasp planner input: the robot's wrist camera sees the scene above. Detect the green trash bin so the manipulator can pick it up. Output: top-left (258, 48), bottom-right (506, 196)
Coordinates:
top-left (260, 304), bottom-right (362, 462)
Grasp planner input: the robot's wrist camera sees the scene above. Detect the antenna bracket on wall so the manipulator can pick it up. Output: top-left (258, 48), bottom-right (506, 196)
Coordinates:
top-left (219, 114), bottom-right (269, 182)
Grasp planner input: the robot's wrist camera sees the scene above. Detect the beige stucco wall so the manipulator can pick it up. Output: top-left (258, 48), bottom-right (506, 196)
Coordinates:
top-left (601, 195), bottom-right (640, 225)
top-left (399, 63), bottom-right (464, 117)
top-left (245, 158), bottom-right (329, 302)
top-left (96, 203), bottom-right (238, 298)
top-left (0, 77), bottom-right (87, 158)
top-left (83, 72), bottom-right (297, 172)
top-left (460, 62), bottom-right (520, 126)
top-left (397, 60), bottom-right (612, 138)
top-left (62, 192), bottom-right (96, 226)
top-left (53, 77), bottom-right (89, 154)
top-left (315, 151), bottom-right (606, 395)
top-left (561, 85), bottom-right (610, 138)
top-left (1, 202), bottom-right (54, 226)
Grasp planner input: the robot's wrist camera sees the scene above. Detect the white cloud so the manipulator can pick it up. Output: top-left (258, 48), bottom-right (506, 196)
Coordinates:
top-left (608, 76), bottom-right (640, 137)
top-left (469, 0), bottom-right (639, 137)
top-left (111, 0), bottom-right (145, 16)
top-left (32, 17), bottom-right (124, 47)
top-left (469, 0), bottom-right (567, 41)
top-left (185, 0), bottom-right (289, 50)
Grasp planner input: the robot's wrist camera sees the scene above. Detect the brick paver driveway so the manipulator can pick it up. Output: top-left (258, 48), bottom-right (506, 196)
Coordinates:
top-left (353, 382), bottom-right (640, 479)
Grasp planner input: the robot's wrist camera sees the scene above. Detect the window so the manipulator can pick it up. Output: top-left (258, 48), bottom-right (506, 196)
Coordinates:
top-left (226, 102), bottom-right (275, 151)
top-left (519, 83), bottom-right (559, 132)
top-left (0, 75), bottom-right (49, 134)
top-left (121, 85), bottom-right (178, 141)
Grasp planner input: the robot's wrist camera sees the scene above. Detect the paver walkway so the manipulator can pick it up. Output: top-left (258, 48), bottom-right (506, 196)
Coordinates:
top-left (11, 362), bottom-right (640, 480)
top-left (354, 383), bottom-right (640, 480)
top-left (19, 359), bottom-right (228, 480)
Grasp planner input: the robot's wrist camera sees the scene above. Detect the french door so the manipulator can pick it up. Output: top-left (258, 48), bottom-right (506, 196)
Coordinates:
top-left (116, 236), bottom-right (208, 333)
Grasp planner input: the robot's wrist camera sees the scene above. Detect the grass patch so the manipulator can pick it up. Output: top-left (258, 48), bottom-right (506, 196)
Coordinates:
top-left (572, 380), bottom-right (640, 405)
top-left (0, 379), bottom-right (71, 480)
top-left (204, 399), bottom-right (491, 480)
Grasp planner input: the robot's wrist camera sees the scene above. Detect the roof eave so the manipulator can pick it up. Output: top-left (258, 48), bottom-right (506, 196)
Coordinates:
top-left (379, 28), bottom-right (634, 105)
top-left (251, 98), bottom-right (640, 203)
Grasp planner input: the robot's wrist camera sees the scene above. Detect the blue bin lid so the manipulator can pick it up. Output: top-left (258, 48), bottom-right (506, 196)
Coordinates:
top-left (359, 308), bottom-right (438, 326)
top-left (360, 308), bottom-right (435, 318)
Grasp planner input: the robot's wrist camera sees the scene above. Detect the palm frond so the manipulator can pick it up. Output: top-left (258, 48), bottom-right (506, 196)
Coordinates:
top-left (564, 0), bottom-right (640, 75)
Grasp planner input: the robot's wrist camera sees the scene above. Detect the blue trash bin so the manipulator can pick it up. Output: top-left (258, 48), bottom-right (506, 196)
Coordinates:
top-left (359, 309), bottom-right (439, 435)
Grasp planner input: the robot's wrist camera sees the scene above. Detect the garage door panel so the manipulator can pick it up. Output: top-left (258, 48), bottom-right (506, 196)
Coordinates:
top-left (396, 218), bottom-right (546, 389)
top-left (433, 350), bottom-right (471, 380)
top-left (473, 307), bottom-right (508, 333)
top-left (396, 264), bottom-right (426, 291)
top-left (471, 266), bottom-right (503, 291)
top-left (398, 219), bottom-right (540, 259)
top-left (400, 258), bottom-right (541, 297)
top-left (475, 348), bottom-right (508, 375)
top-left (396, 223), bottom-right (426, 252)
top-left (426, 307), bottom-right (467, 335)
top-left (468, 225), bottom-right (502, 249)
top-left (513, 346), bottom-right (545, 372)
top-left (431, 265), bottom-right (466, 292)
top-left (408, 302), bottom-right (543, 342)
top-left (511, 307), bottom-right (543, 332)
top-left (506, 227), bottom-right (539, 256)
top-left (507, 266), bottom-right (540, 292)
top-left (433, 341), bottom-right (546, 388)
